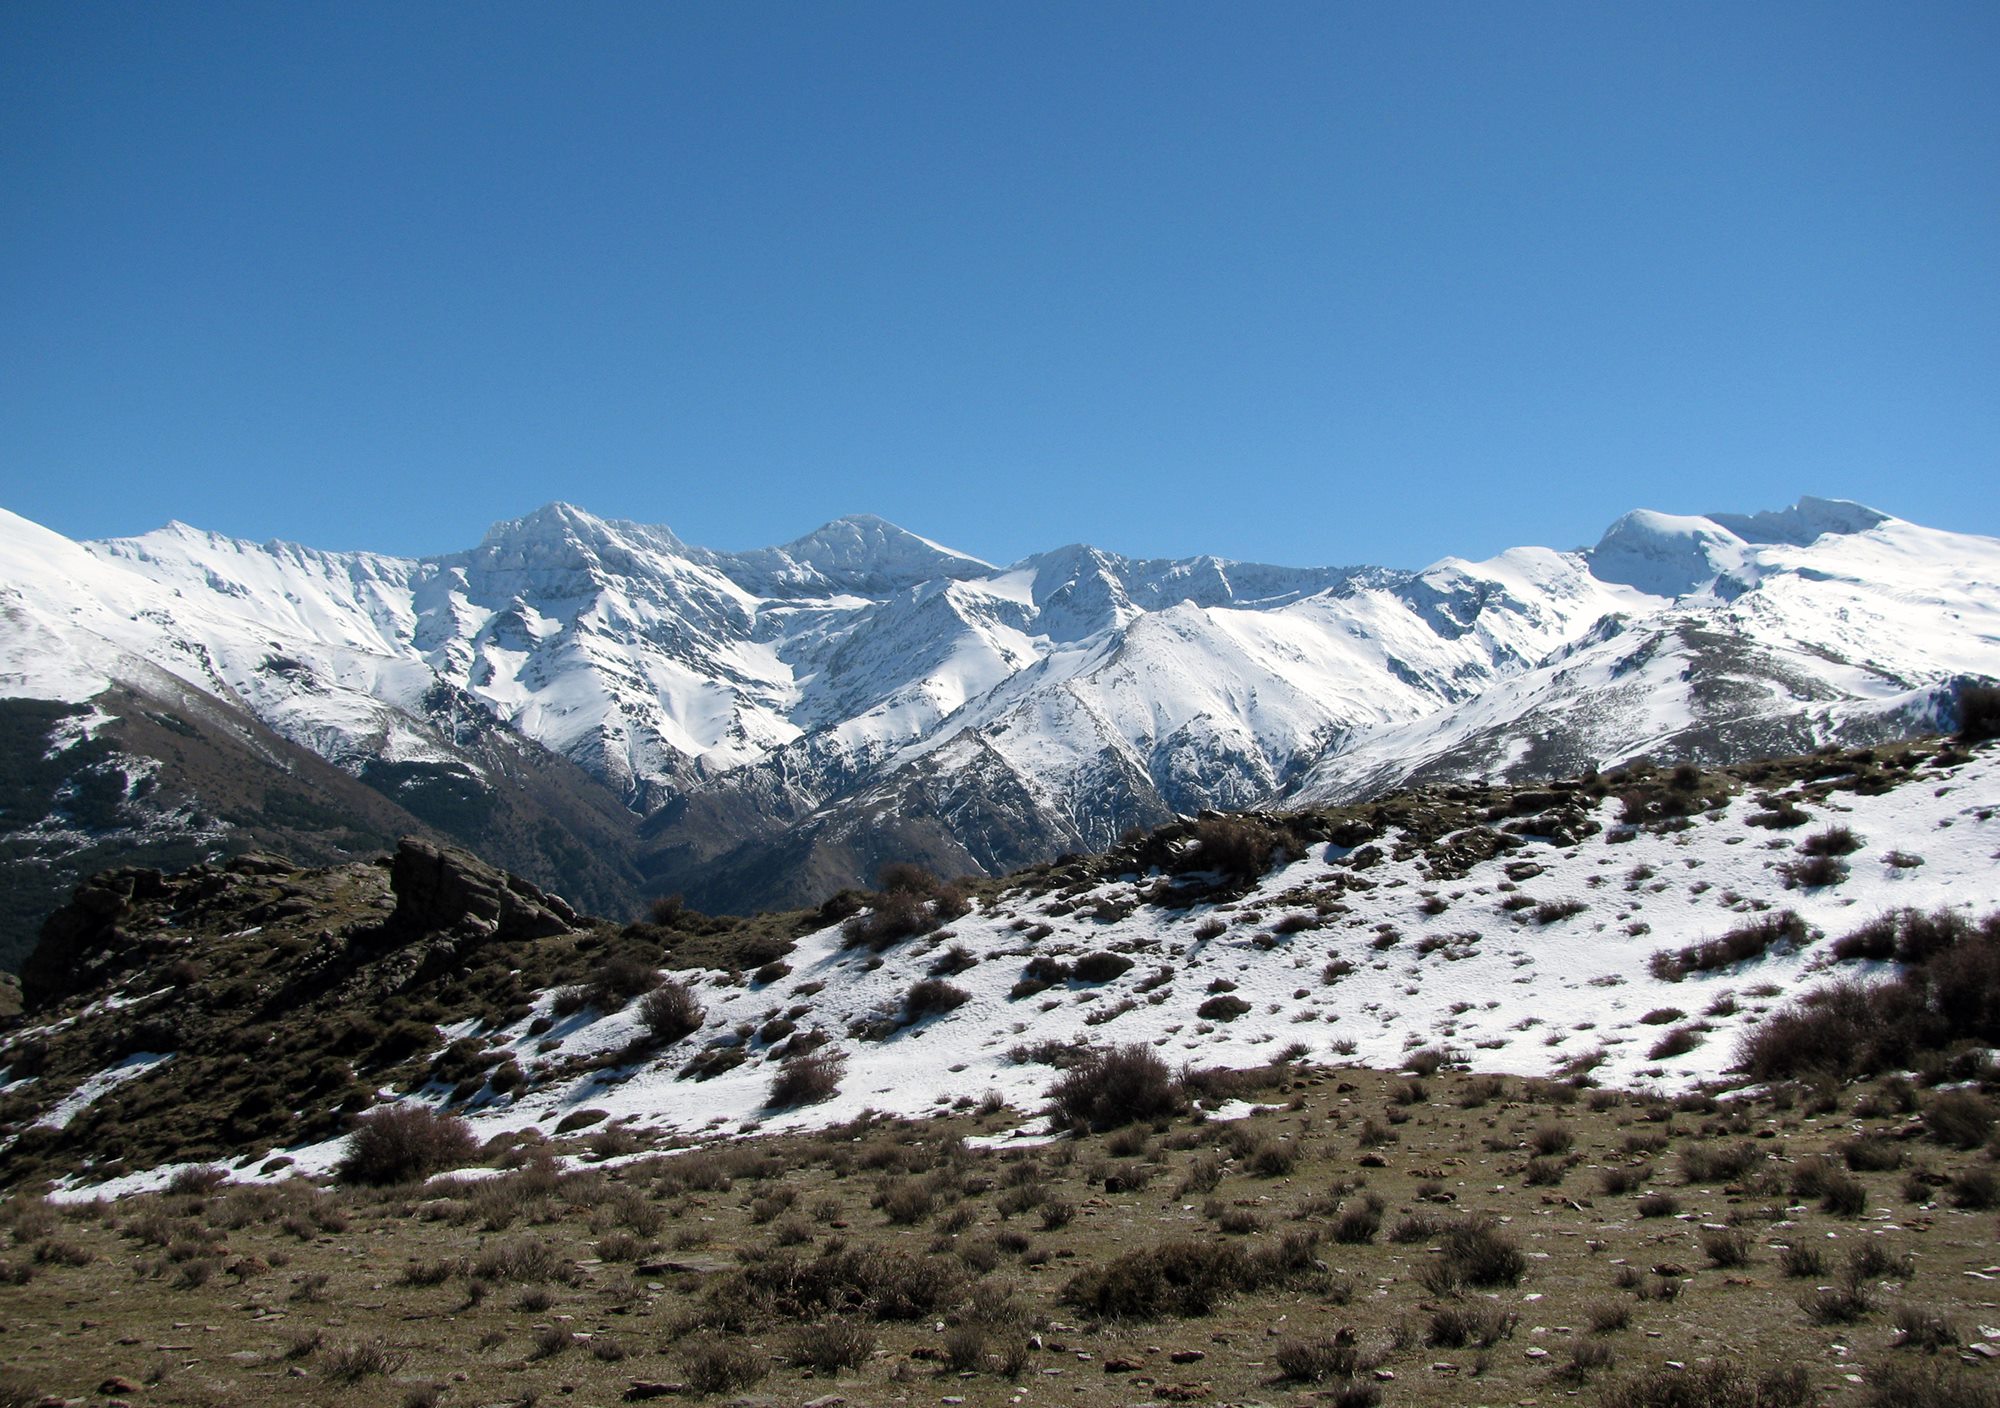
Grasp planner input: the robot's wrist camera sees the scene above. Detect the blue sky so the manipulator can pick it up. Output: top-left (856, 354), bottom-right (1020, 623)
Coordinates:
top-left (3, 2), bottom-right (1995, 569)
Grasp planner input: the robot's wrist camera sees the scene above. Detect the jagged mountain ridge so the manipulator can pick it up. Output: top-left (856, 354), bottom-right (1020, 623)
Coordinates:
top-left (2, 494), bottom-right (1996, 943)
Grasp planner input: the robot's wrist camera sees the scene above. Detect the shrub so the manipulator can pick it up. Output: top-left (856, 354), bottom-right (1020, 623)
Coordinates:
top-left (903, 978), bottom-right (970, 1021)
top-left (1071, 952), bottom-right (1134, 983)
top-left (1425, 1216), bottom-right (1527, 1291)
top-left (1331, 1195), bottom-right (1383, 1245)
top-left (1948, 1166), bottom-right (1998, 1210)
top-left (1957, 682), bottom-right (2000, 743)
top-left (1679, 1141), bottom-right (1761, 1185)
top-left (1427, 1303), bottom-right (1517, 1348)
top-left (1273, 1331), bottom-right (1360, 1383)
top-left (1529, 1123), bottom-right (1574, 1156)
top-left (1741, 910), bottom-right (2000, 1079)
top-left (322, 1339), bottom-right (409, 1384)
top-left (637, 980), bottom-right (705, 1044)
top-left (1061, 1230), bottom-right (1322, 1320)
top-left (683, 1336), bottom-right (769, 1395)
top-left (1650, 911), bottom-right (1809, 981)
top-left (787, 1319), bottom-right (876, 1372)
top-left (1780, 853), bottom-right (1849, 889)
top-left (588, 952), bottom-right (661, 1009)
top-left (1062, 1240), bottom-right (1248, 1319)
top-left (1601, 1362), bottom-right (1812, 1408)
top-left (1841, 1135), bottom-right (1906, 1171)
top-left (1779, 1243), bottom-right (1826, 1277)
top-left (1046, 1044), bottom-right (1184, 1131)
top-left (1865, 1363), bottom-right (2000, 1408)
top-left (1647, 1025), bottom-right (1705, 1060)
top-left (1700, 1226), bottom-right (1754, 1267)
top-left (1802, 825), bottom-right (1863, 857)
top-left (1178, 816), bottom-right (1277, 884)
top-left (767, 1049), bottom-right (845, 1109)
top-left (1923, 1089), bottom-right (1996, 1149)
top-left (336, 1105), bottom-right (478, 1186)
top-left (1892, 1305), bottom-right (1961, 1353)
top-left (1197, 994), bottom-right (1252, 1021)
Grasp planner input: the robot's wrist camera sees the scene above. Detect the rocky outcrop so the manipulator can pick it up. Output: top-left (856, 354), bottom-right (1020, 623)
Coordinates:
top-left (388, 837), bottom-right (577, 942)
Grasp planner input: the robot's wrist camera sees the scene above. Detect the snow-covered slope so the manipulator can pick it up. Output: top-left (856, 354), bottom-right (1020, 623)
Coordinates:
top-left (3, 496), bottom-right (1998, 929)
top-left (21, 737), bottom-right (1999, 1198)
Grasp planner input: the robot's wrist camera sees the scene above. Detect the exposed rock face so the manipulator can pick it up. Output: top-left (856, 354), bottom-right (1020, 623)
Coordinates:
top-left (387, 837), bottom-right (577, 941)
top-left (24, 864), bottom-right (178, 1011)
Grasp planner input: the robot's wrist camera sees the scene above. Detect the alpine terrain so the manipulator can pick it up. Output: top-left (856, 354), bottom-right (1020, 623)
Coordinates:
top-left (2, 495), bottom-right (1995, 967)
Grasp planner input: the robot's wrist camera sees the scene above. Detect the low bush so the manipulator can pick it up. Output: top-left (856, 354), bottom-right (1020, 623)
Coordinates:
top-left (1740, 909), bottom-right (2000, 1080)
top-left (1061, 1229), bottom-right (1323, 1320)
top-left (1679, 1141), bottom-right (1761, 1185)
top-left (336, 1105), bottom-right (478, 1186)
top-left (1865, 1362), bottom-right (2000, 1408)
top-left (1780, 853), bottom-right (1848, 888)
top-left (1046, 1044), bottom-right (1185, 1131)
top-left (637, 980), bottom-right (705, 1044)
top-left (1071, 952), bottom-right (1134, 983)
top-left (1179, 816), bottom-right (1279, 884)
top-left (1700, 1226), bottom-right (1754, 1267)
top-left (767, 1049), bottom-right (845, 1110)
top-left (1601, 1362), bottom-right (1812, 1408)
top-left (1331, 1195), bottom-right (1383, 1245)
top-left (1426, 1303), bottom-right (1517, 1348)
top-left (682, 1336), bottom-right (769, 1395)
top-left (1197, 994), bottom-right (1253, 1021)
top-left (1957, 682), bottom-right (2000, 743)
top-left (1647, 1025), bottom-right (1705, 1060)
top-left (786, 1319), bottom-right (876, 1372)
top-left (1923, 1089), bottom-right (1996, 1149)
top-left (1801, 825), bottom-right (1863, 857)
top-left (903, 978), bottom-right (971, 1022)
top-left (1273, 1330), bottom-right (1361, 1383)
top-left (1649, 911), bottom-right (1808, 981)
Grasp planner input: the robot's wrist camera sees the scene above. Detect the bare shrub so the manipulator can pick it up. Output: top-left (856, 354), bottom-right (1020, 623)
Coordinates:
top-left (1273, 1330), bottom-right (1361, 1383)
top-left (322, 1338), bottom-right (409, 1384)
top-left (682, 1336), bottom-right (769, 1395)
top-left (787, 1319), bottom-right (876, 1373)
top-left (336, 1105), bottom-right (478, 1186)
top-left (903, 978), bottom-right (971, 1022)
top-left (1046, 1044), bottom-right (1184, 1131)
top-left (637, 980), bottom-right (705, 1044)
top-left (1649, 910), bottom-right (1808, 981)
top-left (768, 1049), bottom-right (845, 1109)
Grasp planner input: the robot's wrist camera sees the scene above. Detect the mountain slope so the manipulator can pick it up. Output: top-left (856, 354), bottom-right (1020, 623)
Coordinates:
top-left (2, 735), bottom-right (1994, 1194)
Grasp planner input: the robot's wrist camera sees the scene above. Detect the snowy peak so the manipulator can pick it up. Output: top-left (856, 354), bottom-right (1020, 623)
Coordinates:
top-left (1586, 497), bottom-right (1895, 598)
top-left (711, 513), bottom-right (991, 597)
top-left (1587, 508), bottom-right (1755, 598)
top-left (1708, 495), bottom-right (1889, 546)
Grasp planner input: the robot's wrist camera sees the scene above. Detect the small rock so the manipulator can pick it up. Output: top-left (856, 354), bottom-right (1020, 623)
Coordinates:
top-left (1104, 1357), bottom-right (1145, 1373)
top-left (1169, 1350), bottom-right (1206, 1365)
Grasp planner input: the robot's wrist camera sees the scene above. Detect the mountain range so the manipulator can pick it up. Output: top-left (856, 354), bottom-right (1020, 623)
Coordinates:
top-left (3, 494), bottom-right (1995, 966)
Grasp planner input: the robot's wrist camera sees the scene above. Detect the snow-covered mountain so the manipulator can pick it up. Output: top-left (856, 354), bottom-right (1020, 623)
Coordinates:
top-left (2, 494), bottom-right (1996, 950)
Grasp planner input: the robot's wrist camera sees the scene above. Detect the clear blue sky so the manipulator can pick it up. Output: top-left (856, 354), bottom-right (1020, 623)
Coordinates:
top-left (3, 2), bottom-right (1995, 569)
